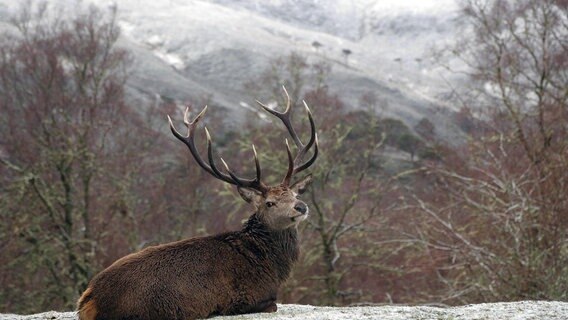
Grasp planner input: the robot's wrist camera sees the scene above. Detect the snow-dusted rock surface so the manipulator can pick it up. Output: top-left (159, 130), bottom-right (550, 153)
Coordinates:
top-left (1, 301), bottom-right (567, 320)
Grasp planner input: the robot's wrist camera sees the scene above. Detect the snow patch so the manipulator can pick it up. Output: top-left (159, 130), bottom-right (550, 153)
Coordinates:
top-left (153, 49), bottom-right (185, 70)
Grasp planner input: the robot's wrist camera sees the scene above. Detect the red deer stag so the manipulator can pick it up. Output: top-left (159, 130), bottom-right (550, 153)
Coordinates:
top-left (77, 89), bottom-right (318, 320)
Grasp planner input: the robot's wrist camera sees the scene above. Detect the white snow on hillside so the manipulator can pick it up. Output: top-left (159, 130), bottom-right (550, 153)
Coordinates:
top-left (0, 0), bottom-right (467, 140)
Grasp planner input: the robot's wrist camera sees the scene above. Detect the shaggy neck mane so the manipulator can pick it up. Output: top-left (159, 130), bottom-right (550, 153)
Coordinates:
top-left (242, 213), bottom-right (299, 281)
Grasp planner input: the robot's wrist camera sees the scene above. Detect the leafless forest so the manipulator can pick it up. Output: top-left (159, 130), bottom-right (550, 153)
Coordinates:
top-left (0, 0), bottom-right (566, 313)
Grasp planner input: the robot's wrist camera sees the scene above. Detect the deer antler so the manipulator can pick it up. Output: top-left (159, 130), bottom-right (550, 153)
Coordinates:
top-left (168, 106), bottom-right (267, 193)
top-left (256, 86), bottom-right (318, 186)
top-left (168, 87), bottom-right (318, 191)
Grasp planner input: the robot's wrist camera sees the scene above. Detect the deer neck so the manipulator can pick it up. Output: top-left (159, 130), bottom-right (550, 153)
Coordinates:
top-left (242, 213), bottom-right (299, 281)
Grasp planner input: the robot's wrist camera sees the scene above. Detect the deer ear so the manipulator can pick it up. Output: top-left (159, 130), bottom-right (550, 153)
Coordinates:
top-left (237, 187), bottom-right (263, 204)
top-left (291, 174), bottom-right (313, 195)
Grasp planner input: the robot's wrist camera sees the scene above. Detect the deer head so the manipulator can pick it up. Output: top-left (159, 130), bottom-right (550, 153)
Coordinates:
top-left (168, 88), bottom-right (318, 230)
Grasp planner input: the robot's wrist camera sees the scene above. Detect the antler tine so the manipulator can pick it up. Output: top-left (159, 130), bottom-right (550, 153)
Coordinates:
top-left (168, 106), bottom-right (217, 177)
top-left (282, 85), bottom-right (291, 114)
top-left (169, 106), bottom-right (266, 193)
top-left (294, 101), bottom-right (317, 164)
top-left (220, 158), bottom-right (244, 186)
top-left (183, 107), bottom-right (191, 127)
top-left (252, 144), bottom-right (262, 182)
top-left (294, 133), bottom-right (318, 175)
top-left (255, 88), bottom-right (303, 148)
top-left (205, 127), bottom-right (265, 190)
top-left (283, 139), bottom-right (295, 186)
top-left (204, 127), bottom-right (229, 180)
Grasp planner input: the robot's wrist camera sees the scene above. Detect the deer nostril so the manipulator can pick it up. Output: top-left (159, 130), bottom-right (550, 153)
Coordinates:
top-left (294, 203), bottom-right (307, 214)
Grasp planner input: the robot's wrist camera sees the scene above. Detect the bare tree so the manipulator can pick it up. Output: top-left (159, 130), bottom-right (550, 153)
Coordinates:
top-left (342, 49), bottom-right (352, 65)
top-left (0, 2), bottom-right (159, 311)
top-left (301, 92), bottom-right (389, 305)
top-left (242, 54), bottom-right (414, 305)
top-left (312, 41), bottom-right (323, 54)
top-left (410, 0), bottom-right (568, 303)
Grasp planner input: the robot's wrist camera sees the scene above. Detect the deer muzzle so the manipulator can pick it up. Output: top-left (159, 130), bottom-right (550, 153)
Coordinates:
top-left (293, 202), bottom-right (308, 215)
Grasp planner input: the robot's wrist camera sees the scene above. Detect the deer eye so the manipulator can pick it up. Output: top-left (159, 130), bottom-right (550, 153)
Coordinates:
top-left (265, 201), bottom-right (276, 208)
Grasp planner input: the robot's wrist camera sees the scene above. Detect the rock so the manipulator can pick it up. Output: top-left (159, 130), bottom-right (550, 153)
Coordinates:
top-left (1, 301), bottom-right (567, 320)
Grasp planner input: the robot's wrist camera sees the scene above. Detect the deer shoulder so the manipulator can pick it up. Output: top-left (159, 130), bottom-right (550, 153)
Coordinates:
top-left (77, 89), bottom-right (318, 320)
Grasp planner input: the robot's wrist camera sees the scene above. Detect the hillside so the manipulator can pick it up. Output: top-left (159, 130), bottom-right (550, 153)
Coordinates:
top-left (0, 0), bottom-right (466, 140)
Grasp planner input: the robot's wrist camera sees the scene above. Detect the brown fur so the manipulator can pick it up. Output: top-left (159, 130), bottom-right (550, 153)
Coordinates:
top-left (77, 287), bottom-right (97, 320)
top-left (77, 176), bottom-right (312, 320)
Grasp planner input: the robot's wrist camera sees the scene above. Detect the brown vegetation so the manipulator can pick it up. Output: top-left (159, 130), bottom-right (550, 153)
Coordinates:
top-left (406, 0), bottom-right (568, 303)
top-left (0, 0), bottom-right (566, 314)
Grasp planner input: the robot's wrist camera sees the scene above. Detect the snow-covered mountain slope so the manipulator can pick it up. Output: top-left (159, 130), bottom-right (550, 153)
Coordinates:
top-left (0, 0), bottom-right (465, 138)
